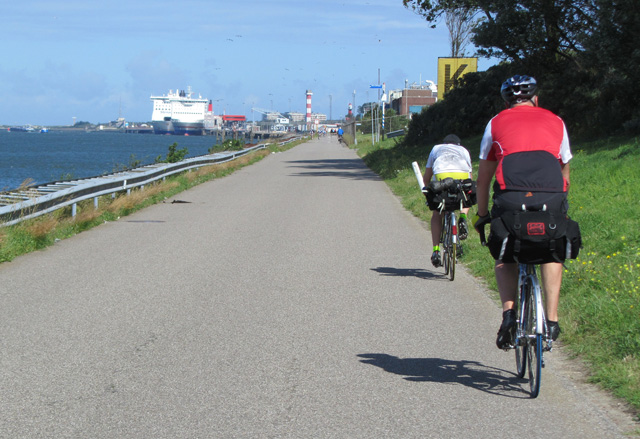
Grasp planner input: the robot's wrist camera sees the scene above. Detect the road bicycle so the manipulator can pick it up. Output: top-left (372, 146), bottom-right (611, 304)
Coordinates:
top-left (478, 226), bottom-right (553, 398)
top-left (410, 163), bottom-right (476, 282)
top-left (440, 207), bottom-right (458, 281)
top-left (428, 178), bottom-right (475, 282)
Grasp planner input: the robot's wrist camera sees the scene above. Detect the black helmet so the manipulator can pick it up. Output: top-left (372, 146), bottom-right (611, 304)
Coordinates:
top-left (442, 134), bottom-right (461, 145)
top-left (500, 75), bottom-right (537, 104)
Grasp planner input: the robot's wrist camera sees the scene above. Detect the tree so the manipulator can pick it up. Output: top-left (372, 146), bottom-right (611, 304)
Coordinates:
top-left (579, 0), bottom-right (640, 132)
top-left (445, 7), bottom-right (476, 57)
top-left (403, 0), bottom-right (598, 69)
top-left (403, 0), bottom-right (640, 136)
top-left (402, 0), bottom-right (467, 25)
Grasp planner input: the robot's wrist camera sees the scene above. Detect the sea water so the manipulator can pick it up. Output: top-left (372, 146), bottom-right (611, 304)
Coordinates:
top-left (0, 130), bottom-right (222, 191)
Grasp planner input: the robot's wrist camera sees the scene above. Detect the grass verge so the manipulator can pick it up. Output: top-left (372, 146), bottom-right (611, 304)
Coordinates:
top-left (0, 139), bottom-right (303, 263)
top-left (353, 132), bottom-right (640, 418)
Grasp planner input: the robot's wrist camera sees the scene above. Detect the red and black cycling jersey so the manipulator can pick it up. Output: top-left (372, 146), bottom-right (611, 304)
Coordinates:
top-left (480, 106), bottom-right (572, 193)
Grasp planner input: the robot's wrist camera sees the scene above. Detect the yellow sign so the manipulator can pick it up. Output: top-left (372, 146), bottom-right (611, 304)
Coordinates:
top-left (437, 57), bottom-right (478, 98)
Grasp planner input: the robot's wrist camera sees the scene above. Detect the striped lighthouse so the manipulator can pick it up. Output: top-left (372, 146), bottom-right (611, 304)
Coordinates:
top-left (306, 90), bottom-right (313, 124)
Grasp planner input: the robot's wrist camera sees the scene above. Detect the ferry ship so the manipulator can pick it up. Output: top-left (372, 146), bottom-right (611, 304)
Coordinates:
top-left (9, 125), bottom-right (37, 132)
top-left (150, 87), bottom-right (210, 135)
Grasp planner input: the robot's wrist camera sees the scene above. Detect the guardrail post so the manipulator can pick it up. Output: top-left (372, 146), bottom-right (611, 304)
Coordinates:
top-left (72, 203), bottom-right (77, 218)
top-left (94, 197), bottom-right (99, 210)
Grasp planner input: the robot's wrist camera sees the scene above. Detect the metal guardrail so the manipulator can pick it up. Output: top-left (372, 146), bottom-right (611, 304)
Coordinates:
top-left (0, 140), bottom-right (292, 227)
top-left (386, 129), bottom-right (405, 138)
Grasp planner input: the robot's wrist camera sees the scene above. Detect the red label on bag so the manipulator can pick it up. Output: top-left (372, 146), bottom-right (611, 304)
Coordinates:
top-left (528, 223), bottom-right (546, 235)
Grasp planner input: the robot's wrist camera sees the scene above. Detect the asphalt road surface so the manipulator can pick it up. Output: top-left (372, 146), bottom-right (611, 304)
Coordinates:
top-left (0, 135), bottom-right (635, 438)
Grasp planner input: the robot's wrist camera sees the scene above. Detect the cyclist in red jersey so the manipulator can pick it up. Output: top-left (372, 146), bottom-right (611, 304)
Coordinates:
top-left (473, 75), bottom-right (572, 349)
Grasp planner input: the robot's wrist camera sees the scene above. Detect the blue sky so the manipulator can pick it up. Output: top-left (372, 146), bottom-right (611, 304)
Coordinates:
top-left (1, 0), bottom-right (496, 126)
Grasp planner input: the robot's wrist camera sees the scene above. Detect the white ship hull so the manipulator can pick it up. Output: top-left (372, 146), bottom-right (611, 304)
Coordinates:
top-left (173, 121), bottom-right (204, 136)
top-left (151, 120), bottom-right (175, 135)
top-left (150, 87), bottom-right (210, 135)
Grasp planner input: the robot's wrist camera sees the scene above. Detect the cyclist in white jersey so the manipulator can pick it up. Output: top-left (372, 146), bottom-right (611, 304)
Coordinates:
top-left (422, 134), bottom-right (473, 267)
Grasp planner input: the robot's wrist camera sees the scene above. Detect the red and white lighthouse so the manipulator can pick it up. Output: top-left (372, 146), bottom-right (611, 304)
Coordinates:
top-left (306, 90), bottom-right (313, 124)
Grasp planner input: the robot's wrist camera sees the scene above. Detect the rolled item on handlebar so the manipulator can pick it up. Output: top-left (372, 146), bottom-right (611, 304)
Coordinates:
top-left (427, 177), bottom-right (456, 194)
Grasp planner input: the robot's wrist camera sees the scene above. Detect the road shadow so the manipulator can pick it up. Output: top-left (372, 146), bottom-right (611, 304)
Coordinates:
top-left (371, 266), bottom-right (448, 281)
top-left (357, 353), bottom-right (529, 398)
top-left (285, 159), bottom-right (381, 181)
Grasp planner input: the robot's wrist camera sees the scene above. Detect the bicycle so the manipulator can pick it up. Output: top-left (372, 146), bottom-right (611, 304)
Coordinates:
top-left (426, 178), bottom-right (475, 282)
top-left (478, 225), bottom-right (553, 398)
top-left (440, 205), bottom-right (458, 281)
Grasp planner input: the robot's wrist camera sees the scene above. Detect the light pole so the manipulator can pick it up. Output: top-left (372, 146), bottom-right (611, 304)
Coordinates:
top-left (353, 90), bottom-right (357, 145)
top-left (377, 68), bottom-right (381, 143)
top-left (368, 91), bottom-right (373, 145)
top-left (381, 83), bottom-right (386, 140)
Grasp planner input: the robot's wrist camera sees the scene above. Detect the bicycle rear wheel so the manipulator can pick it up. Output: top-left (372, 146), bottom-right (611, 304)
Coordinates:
top-left (525, 289), bottom-right (542, 398)
top-left (441, 215), bottom-right (450, 275)
top-left (448, 239), bottom-right (456, 281)
top-left (515, 283), bottom-right (529, 378)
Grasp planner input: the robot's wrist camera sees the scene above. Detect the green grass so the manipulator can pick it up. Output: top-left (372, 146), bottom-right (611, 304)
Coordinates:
top-left (353, 132), bottom-right (640, 416)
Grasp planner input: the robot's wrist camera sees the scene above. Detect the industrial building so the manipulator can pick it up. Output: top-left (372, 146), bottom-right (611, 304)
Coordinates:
top-left (391, 81), bottom-right (438, 116)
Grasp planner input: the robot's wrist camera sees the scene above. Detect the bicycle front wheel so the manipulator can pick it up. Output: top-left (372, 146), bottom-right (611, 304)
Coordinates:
top-left (515, 336), bottom-right (527, 379)
top-left (527, 334), bottom-right (542, 398)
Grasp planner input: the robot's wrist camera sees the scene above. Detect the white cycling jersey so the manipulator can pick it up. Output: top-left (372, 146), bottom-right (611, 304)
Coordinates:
top-left (425, 143), bottom-right (472, 177)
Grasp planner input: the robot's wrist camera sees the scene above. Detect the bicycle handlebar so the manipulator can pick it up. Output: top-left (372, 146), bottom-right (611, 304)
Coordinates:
top-left (427, 178), bottom-right (474, 195)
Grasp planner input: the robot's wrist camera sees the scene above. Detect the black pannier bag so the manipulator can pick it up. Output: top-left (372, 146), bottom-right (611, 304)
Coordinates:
top-left (426, 178), bottom-right (477, 212)
top-left (488, 208), bottom-right (582, 264)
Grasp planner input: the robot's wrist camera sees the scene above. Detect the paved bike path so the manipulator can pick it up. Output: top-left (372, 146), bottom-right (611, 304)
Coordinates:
top-left (0, 135), bottom-right (633, 437)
